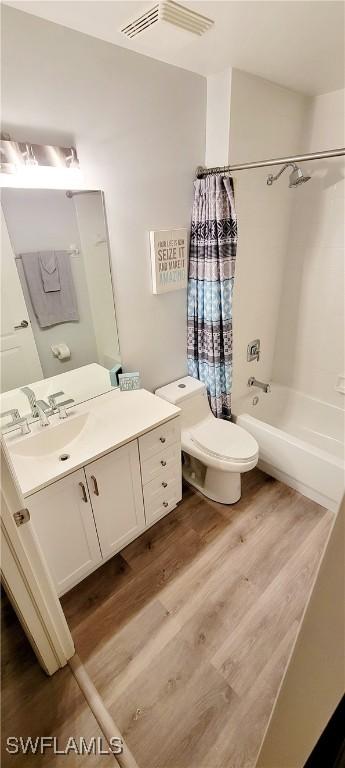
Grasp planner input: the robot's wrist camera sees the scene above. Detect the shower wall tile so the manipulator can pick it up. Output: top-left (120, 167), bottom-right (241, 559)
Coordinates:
top-left (229, 69), bottom-right (309, 402)
top-left (273, 88), bottom-right (345, 408)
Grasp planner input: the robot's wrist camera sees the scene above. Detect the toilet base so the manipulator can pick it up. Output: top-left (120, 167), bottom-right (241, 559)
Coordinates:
top-left (182, 459), bottom-right (241, 505)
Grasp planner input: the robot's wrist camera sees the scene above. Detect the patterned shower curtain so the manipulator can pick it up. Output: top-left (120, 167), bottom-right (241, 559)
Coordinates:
top-left (187, 174), bottom-right (237, 419)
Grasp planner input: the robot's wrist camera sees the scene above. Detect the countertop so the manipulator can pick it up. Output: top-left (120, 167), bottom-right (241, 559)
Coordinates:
top-left (3, 388), bottom-right (180, 497)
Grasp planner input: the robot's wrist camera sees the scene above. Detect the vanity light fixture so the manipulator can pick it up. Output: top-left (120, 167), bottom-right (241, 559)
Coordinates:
top-left (65, 147), bottom-right (79, 169)
top-left (0, 138), bottom-right (82, 188)
top-left (22, 143), bottom-right (38, 167)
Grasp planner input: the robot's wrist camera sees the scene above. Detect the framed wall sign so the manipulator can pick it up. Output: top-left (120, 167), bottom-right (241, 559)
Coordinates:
top-left (150, 228), bottom-right (188, 294)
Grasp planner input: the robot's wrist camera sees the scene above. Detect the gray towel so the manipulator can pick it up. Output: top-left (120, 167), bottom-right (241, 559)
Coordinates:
top-left (19, 251), bottom-right (79, 328)
top-left (39, 251), bottom-right (61, 292)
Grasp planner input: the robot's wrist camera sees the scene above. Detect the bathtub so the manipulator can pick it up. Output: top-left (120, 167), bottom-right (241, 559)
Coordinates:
top-left (233, 384), bottom-right (345, 512)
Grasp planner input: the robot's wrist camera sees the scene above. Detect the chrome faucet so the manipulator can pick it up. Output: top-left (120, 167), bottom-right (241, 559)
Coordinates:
top-left (35, 401), bottom-right (51, 427)
top-left (248, 377), bottom-right (271, 394)
top-left (20, 386), bottom-right (39, 417)
top-left (48, 391), bottom-right (75, 419)
top-left (1, 409), bottom-right (31, 434)
top-left (21, 385), bottom-right (54, 421)
top-left (21, 386), bottom-right (75, 424)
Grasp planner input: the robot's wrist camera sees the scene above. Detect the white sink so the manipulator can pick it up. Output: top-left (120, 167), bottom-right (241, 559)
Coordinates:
top-left (11, 412), bottom-right (90, 457)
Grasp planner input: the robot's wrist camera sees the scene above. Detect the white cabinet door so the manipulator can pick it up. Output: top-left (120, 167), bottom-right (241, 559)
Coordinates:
top-left (26, 469), bottom-right (102, 596)
top-left (85, 441), bottom-right (145, 560)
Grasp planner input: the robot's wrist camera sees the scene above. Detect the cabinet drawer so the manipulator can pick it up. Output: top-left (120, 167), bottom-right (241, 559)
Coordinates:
top-left (143, 465), bottom-right (179, 498)
top-left (143, 476), bottom-right (182, 525)
top-left (139, 417), bottom-right (180, 461)
top-left (141, 442), bottom-right (181, 485)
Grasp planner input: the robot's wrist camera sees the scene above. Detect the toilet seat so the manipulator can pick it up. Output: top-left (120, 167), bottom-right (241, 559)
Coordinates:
top-left (190, 419), bottom-right (258, 463)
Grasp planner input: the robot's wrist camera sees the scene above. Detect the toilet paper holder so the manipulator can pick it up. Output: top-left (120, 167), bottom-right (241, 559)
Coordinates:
top-left (51, 343), bottom-right (71, 361)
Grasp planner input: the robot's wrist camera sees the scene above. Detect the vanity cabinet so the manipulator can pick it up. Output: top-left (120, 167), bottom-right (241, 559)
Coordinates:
top-left (25, 415), bottom-right (182, 596)
top-left (139, 420), bottom-right (182, 524)
top-left (27, 468), bottom-right (102, 595)
top-left (84, 442), bottom-right (145, 560)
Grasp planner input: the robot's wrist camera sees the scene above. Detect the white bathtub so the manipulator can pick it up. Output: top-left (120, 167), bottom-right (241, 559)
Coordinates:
top-left (233, 384), bottom-right (345, 512)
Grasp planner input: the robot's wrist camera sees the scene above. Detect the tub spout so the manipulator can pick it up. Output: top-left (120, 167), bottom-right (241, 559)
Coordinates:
top-left (248, 377), bottom-right (271, 394)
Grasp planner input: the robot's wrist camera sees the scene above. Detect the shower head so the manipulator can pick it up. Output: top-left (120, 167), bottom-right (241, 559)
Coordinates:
top-left (288, 165), bottom-right (311, 187)
top-left (267, 163), bottom-right (311, 188)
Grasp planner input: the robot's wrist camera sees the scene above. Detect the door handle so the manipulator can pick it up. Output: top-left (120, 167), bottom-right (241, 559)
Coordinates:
top-left (91, 475), bottom-right (99, 496)
top-left (14, 320), bottom-right (29, 330)
top-left (79, 482), bottom-right (88, 503)
top-left (160, 460), bottom-right (167, 467)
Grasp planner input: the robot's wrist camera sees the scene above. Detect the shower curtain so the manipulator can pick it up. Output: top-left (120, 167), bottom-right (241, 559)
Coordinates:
top-left (187, 174), bottom-right (237, 419)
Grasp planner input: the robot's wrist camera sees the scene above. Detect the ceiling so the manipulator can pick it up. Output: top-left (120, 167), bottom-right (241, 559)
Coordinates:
top-left (5, 1), bottom-right (345, 95)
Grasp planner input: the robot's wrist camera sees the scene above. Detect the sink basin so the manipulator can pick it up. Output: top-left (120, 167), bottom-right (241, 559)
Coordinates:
top-left (11, 413), bottom-right (90, 457)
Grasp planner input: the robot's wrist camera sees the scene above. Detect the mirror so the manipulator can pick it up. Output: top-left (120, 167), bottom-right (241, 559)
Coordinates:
top-left (0, 188), bottom-right (121, 429)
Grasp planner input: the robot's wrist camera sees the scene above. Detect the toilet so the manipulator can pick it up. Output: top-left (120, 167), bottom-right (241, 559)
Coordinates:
top-left (155, 376), bottom-right (259, 504)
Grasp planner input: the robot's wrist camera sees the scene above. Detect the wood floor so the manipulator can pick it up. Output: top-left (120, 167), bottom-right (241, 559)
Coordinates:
top-left (1, 591), bottom-right (116, 767)
top-left (60, 469), bottom-right (334, 768)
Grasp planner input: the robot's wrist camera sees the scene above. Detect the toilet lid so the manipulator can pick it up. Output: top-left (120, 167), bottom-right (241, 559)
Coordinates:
top-left (191, 419), bottom-right (258, 462)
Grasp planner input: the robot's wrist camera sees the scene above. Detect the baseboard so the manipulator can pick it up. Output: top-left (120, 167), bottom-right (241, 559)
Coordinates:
top-left (68, 653), bottom-right (139, 768)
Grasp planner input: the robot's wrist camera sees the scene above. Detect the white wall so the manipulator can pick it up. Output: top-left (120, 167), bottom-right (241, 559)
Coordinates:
top-left (229, 69), bottom-right (308, 402)
top-left (273, 89), bottom-right (345, 407)
top-left (1, 189), bottom-right (98, 378)
top-left (1, 6), bottom-right (206, 392)
top-left (205, 69), bottom-right (232, 167)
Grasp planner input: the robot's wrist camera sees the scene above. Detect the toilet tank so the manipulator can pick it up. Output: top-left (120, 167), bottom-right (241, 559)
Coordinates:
top-left (155, 376), bottom-right (210, 427)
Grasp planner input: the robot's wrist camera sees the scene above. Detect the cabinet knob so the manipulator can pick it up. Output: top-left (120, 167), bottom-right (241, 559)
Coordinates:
top-left (79, 482), bottom-right (88, 503)
top-left (162, 481), bottom-right (168, 488)
top-left (163, 501), bottom-right (169, 508)
top-left (160, 436), bottom-right (166, 443)
top-left (160, 460), bottom-right (167, 467)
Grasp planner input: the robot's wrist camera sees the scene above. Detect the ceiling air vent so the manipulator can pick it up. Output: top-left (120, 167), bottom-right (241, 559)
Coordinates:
top-left (121, 1), bottom-right (214, 42)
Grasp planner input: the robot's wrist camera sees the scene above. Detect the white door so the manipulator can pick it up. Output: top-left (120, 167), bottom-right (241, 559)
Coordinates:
top-left (85, 441), bottom-right (146, 560)
top-left (0, 207), bottom-right (43, 393)
top-left (26, 469), bottom-right (102, 596)
top-left (1, 443), bottom-right (75, 675)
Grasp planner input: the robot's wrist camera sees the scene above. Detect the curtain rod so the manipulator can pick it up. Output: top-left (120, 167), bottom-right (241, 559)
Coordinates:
top-left (196, 147), bottom-right (345, 178)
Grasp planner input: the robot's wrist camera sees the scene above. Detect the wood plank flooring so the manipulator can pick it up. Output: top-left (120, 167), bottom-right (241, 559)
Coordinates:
top-left (61, 470), bottom-right (334, 768)
top-left (1, 591), bottom-right (116, 767)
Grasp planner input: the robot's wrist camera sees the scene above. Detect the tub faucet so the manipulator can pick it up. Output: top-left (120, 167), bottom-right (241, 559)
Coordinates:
top-left (248, 377), bottom-right (271, 394)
